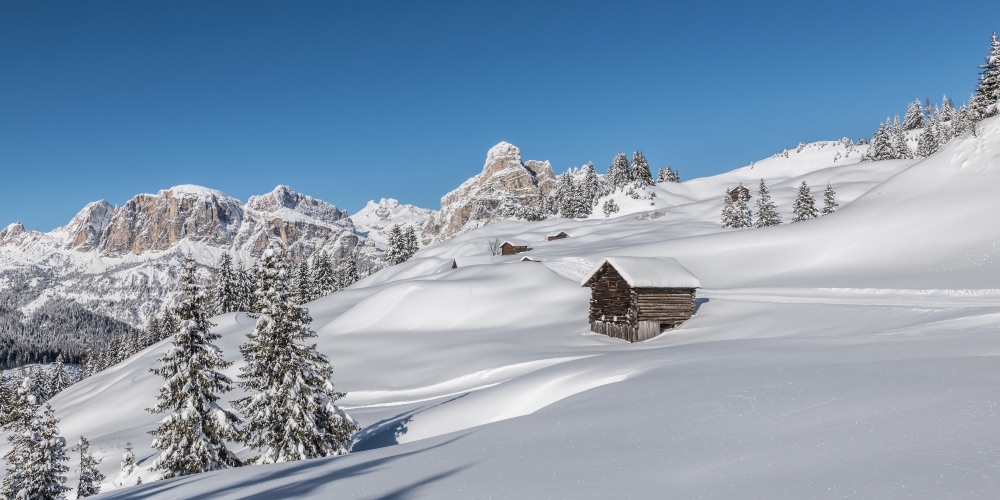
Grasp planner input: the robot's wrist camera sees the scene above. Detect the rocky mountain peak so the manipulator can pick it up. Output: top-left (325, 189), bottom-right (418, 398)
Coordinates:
top-left (246, 185), bottom-right (347, 224)
top-left (424, 142), bottom-right (557, 243)
top-left (60, 200), bottom-right (114, 251)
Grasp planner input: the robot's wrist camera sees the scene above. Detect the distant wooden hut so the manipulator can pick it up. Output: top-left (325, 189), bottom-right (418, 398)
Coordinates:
top-left (520, 255), bottom-right (540, 263)
top-left (728, 184), bottom-right (750, 202)
top-left (581, 257), bottom-right (700, 343)
top-left (500, 240), bottom-right (529, 255)
top-left (547, 231), bottom-right (569, 241)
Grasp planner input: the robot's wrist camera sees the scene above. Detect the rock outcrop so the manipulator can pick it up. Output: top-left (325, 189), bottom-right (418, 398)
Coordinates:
top-left (424, 142), bottom-right (556, 242)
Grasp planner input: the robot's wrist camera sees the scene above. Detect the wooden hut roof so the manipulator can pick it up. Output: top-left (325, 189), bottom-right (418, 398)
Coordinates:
top-left (501, 239), bottom-right (529, 247)
top-left (547, 231), bottom-right (568, 238)
top-left (581, 257), bottom-right (701, 289)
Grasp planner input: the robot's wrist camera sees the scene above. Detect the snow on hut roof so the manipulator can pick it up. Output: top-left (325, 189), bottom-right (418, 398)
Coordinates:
top-left (581, 257), bottom-right (701, 289)
top-left (501, 239), bottom-right (529, 247)
top-left (547, 231), bottom-right (568, 237)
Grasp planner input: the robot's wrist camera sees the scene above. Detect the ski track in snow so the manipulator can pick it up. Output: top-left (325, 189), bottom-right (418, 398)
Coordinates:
top-left (704, 287), bottom-right (1000, 309)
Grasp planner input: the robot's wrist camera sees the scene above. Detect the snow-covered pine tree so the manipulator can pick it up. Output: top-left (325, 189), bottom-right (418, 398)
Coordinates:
top-left (631, 151), bottom-right (653, 186)
top-left (601, 198), bottom-right (619, 217)
top-left (1, 377), bottom-right (38, 498)
top-left (720, 193), bottom-right (737, 228)
top-left (971, 31), bottom-right (1000, 119)
top-left (338, 251), bottom-right (361, 289)
top-left (553, 173), bottom-right (575, 217)
top-left (863, 122), bottom-right (894, 161)
top-left (238, 265), bottom-right (258, 313)
top-left (157, 312), bottom-right (179, 343)
top-left (581, 162), bottom-right (600, 205)
top-left (403, 226), bottom-right (419, 260)
top-left (733, 184), bottom-right (752, 228)
top-left (891, 115), bottom-right (914, 159)
top-left (903, 99), bottom-right (924, 130)
top-left (148, 254), bottom-right (240, 479)
top-left (0, 373), bottom-right (11, 427)
top-left (119, 441), bottom-right (135, 482)
top-left (607, 152), bottom-right (631, 191)
top-left (917, 124), bottom-right (939, 157)
top-left (235, 245), bottom-right (358, 464)
top-left (311, 251), bottom-right (336, 296)
top-left (212, 253), bottom-right (243, 314)
top-left (15, 403), bottom-right (70, 499)
top-left (46, 353), bottom-right (73, 399)
top-left (293, 260), bottom-right (313, 304)
top-left (754, 179), bottom-right (782, 227)
top-left (74, 436), bottom-right (105, 498)
top-left (791, 181), bottom-right (819, 222)
top-left (383, 224), bottom-right (407, 266)
top-left (821, 183), bottom-right (839, 215)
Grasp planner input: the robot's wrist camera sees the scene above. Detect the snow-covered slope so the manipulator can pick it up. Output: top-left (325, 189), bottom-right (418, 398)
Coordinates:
top-left (21, 118), bottom-right (1000, 498)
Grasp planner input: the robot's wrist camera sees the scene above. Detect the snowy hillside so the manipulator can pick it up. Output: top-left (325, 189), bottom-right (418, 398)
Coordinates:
top-left (11, 116), bottom-right (994, 498)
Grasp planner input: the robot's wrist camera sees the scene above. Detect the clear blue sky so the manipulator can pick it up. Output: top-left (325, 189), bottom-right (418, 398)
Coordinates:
top-left (2, 1), bottom-right (997, 231)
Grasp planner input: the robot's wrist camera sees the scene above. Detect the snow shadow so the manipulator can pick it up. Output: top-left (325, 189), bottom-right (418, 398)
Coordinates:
top-left (352, 393), bottom-right (469, 453)
top-left (96, 435), bottom-right (471, 500)
top-left (695, 297), bottom-right (709, 313)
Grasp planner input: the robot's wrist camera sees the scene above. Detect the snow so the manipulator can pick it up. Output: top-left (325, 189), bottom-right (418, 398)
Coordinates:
top-left (7, 117), bottom-right (1000, 498)
top-left (581, 256), bottom-right (701, 288)
top-left (159, 184), bottom-right (231, 199)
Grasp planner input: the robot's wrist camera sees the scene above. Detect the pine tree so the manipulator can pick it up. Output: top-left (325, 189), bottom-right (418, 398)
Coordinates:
top-left (720, 194), bottom-right (737, 228)
top-left (0, 373), bottom-right (11, 427)
top-left (339, 251), bottom-right (361, 289)
top-left (553, 173), bottom-right (575, 217)
top-left (311, 251), bottom-right (336, 296)
top-left (212, 253), bottom-right (243, 314)
top-left (733, 184), bottom-right (752, 228)
top-left (581, 162), bottom-right (600, 205)
top-left (917, 124), bottom-right (939, 157)
top-left (971, 31), bottom-right (1000, 119)
top-left (607, 152), bottom-right (631, 191)
top-left (890, 115), bottom-right (913, 159)
top-left (148, 255), bottom-right (240, 479)
top-left (119, 442), bottom-right (135, 483)
top-left (863, 122), bottom-right (894, 161)
top-left (601, 199), bottom-right (619, 217)
top-left (383, 224), bottom-right (407, 266)
top-left (903, 99), bottom-right (924, 130)
top-left (403, 226), bottom-right (419, 261)
top-left (754, 179), bottom-right (782, 227)
top-left (1, 377), bottom-right (39, 498)
top-left (631, 151), bottom-right (653, 186)
top-left (74, 436), bottom-right (105, 498)
top-left (821, 183), bottom-right (839, 215)
top-left (15, 404), bottom-right (70, 500)
top-left (235, 246), bottom-right (358, 464)
top-left (46, 353), bottom-right (73, 399)
top-left (791, 181), bottom-right (819, 222)
top-left (293, 260), bottom-right (313, 304)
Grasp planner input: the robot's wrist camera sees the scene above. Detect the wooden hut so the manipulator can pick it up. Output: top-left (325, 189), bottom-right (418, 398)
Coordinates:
top-left (500, 240), bottom-right (529, 255)
top-left (547, 231), bottom-right (569, 241)
top-left (728, 184), bottom-right (750, 202)
top-left (581, 257), bottom-right (700, 343)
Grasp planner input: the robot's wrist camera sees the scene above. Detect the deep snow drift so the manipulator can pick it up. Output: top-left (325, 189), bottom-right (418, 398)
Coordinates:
top-left (17, 118), bottom-right (1000, 498)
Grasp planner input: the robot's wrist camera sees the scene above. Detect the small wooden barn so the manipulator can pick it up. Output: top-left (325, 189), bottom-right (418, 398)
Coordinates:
top-left (728, 184), bottom-right (750, 202)
top-left (500, 240), bottom-right (529, 255)
top-left (547, 231), bottom-right (569, 241)
top-left (581, 257), bottom-right (700, 343)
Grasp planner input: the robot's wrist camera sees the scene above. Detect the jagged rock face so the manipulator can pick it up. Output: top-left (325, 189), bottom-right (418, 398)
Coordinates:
top-left (61, 200), bottom-right (115, 251)
top-left (98, 187), bottom-right (244, 257)
top-left (237, 185), bottom-right (355, 260)
top-left (425, 142), bottom-right (556, 242)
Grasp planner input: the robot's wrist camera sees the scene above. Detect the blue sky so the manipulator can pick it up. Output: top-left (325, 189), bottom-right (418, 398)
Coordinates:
top-left (2, 1), bottom-right (997, 231)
